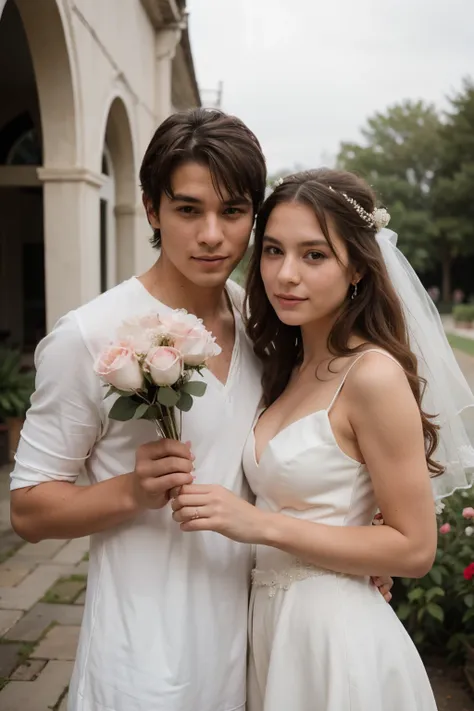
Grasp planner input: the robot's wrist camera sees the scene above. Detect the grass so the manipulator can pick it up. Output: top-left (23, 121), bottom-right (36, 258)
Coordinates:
top-left (447, 332), bottom-right (474, 358)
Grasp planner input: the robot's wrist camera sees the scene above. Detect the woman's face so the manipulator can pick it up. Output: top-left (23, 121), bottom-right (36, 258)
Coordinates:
top-left (260, 201), bottom-right (357, 328)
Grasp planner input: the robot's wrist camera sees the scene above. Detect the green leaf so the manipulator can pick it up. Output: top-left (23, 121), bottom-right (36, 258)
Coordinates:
top-left (181, 380), bottom-right (207, 397)
top-left (133, 403), bottom-right (150, 420)
top-left (157, 387), bottom-right (179, 407)
top-left (426, 587), bottom-right (445, 602)
top-left (426, 603), bottom-right (444, 623)
top-left (463, 608), bottom-right (474, 623)
top-left (429, 568), bottom-right (443, 585)
top-left (408, 587), bottom-right (425, 603)
top-left (417, 608), bottom-right (426, 622)
top-left (176, 391), bottom-right (193, 412)
top-left (464, 594), bottom-right (474, 609)
top-left (396, 603), bottom-right (412, 621)
top-left (108, 396), bottom-right (142, 421)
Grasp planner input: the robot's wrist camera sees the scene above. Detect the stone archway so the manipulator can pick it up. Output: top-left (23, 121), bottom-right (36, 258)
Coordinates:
top-left (100, 96), bottom-right (137, 284)
top-left (15, 0), bottom-right (79, 168)
top-left (13, 0), bottom-right (88, 332)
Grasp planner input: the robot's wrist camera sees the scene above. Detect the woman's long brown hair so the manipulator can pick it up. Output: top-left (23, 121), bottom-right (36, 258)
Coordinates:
top-left (245, 168), bottom-right (442, 475)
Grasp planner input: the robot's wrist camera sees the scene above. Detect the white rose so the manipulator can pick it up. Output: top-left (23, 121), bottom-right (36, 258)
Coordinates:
top-left (465, 526), bottom-right (474, 537)
top-left (94, 344), bottom-right (144, 391)
top-left (145, 346), bottom-right (183, 386)
top-left (435, 500), bottom-right (446, 515)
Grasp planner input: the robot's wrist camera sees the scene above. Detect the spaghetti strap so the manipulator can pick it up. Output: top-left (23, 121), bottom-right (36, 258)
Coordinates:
top-left (327, 348), bottom-right (403, 413)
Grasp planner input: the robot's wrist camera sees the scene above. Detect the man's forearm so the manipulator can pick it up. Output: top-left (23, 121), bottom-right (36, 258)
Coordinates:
top-left (10, 474), bottom-right (142, 542)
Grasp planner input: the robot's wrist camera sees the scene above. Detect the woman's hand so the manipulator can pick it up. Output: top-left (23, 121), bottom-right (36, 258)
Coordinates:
top-left (171, 484), bottom-right (270, 544)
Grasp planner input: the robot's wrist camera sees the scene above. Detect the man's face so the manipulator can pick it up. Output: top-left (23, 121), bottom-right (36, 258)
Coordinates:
top-left (145, 162), bottom-right (254, 288)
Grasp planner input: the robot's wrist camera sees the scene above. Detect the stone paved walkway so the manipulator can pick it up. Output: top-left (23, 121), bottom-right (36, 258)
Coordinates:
top-left (0, 348), bottom-right (473, 710)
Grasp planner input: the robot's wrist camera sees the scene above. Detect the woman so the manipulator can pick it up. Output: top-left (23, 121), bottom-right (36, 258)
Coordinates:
top-left (171, 169), bottom-right (474, 710)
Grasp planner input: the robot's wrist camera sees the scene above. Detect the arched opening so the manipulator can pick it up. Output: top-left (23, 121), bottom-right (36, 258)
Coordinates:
top-left (101, 97), bottom-right (137, 284)
top-left (100, 145), bottom-right (116, 292)
top-left (0, 1), bottom-right (44, 352)
top-left (0, 0), bottom-right (78, 351)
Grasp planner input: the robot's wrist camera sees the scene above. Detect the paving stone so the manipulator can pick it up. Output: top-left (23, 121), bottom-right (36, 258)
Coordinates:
top-left (4, 603), bottom-right (83, 642)
top-left (10, 658), bottom-right (46, 681)
top-left (42, 577), bottom-right (86, 605)
top-left (0, 564), bottom-right (65, 611)
top-left (73, 560), bottom-right (89, 577)
top-left (0, 531), bottom-right (24, 563)
top-left (0, 610), bottom-right (22, 636)
top-left (14, 539), bottom-right (66, 563)
top-left (52, 537), bottom-right (89, 566)
top-left (31, 625), bottom-right (80, 661)
top-left (0, 642), bottom-right (23, 678)
top-left (0, 566), bottom-right (30, 587)
top-left (0, 659), bottom-right (74, 710)
top-left (74, 590), bottom-right (86, 605)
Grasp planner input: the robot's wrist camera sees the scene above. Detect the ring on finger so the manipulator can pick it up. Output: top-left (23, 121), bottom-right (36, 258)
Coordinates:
top-left (191, 508), bottom-right (200, 520)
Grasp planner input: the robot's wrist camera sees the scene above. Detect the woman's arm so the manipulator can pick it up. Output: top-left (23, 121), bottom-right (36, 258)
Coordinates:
top-left (172, 354), bottom-right (438, 578)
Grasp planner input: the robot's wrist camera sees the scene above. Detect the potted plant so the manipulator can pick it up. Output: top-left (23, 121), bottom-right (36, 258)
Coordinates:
top-left (452, 304), bottom-right (474, 329)
top-left (0, 347), bottom-right (35, 462)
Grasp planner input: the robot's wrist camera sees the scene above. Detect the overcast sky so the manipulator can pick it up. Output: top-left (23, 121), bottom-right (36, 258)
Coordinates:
top-left (187, 0), bottom-right (474, 174)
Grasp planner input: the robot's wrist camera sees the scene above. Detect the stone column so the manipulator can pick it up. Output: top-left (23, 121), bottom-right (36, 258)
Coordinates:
top-left (155, 27), bottom-right (182, 123)
top-left (37, 167), bottom-right (103, 331)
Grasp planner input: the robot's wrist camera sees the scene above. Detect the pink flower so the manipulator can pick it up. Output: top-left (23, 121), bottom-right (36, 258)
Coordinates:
top-left (462, 507), bottom-right (474, 519)
top-left (162, 310), bottom-right (221, 366)
top-left (145, 347), bottom-right (183, 386)
top-left (116, 313), bottom-right (164, 353)
top-left (464, 563), bottom-right (474, 581)
top-left (176, 328), bottom-right (222, 366)
top-left (163, 310), bottom-right (203, 341)
top-left (439, 523), bottom-right (451, 534)
top-left (94, 345), bottom-right (143, 391)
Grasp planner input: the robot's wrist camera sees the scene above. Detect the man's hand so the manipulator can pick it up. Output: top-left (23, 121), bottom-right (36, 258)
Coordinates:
top-left (371, 575), bottom-right (393, 603)
top-left (131, 439), bottom-right (194, 511)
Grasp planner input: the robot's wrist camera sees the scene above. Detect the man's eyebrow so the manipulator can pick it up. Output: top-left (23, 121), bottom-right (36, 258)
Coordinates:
top-left (223, 197), bottom-right (252, 206)
top-left (170, 194), bottom-right (202, 204)
top-left (170, 194), bottom-right (252, 206)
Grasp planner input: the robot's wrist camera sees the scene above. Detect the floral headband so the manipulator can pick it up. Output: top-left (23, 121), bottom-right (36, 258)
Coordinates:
top-left (272, 177), bottom-right (391, 232)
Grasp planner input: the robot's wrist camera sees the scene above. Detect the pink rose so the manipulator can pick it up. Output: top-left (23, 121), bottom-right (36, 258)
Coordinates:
top-left (463, 507), bottom-right (474, 519)
top-left (163, 310), bottom-right (203, 342)
top-left (94, 345), bottom-right (143, 391)
top-left (116, 313), bottom-right (164, 354)
top-left (439, 523), bottom-right (451, 534)
top-left (176, 327), bottom-right (222, 366)
top-left (145, 347), bottom-right (183, 386)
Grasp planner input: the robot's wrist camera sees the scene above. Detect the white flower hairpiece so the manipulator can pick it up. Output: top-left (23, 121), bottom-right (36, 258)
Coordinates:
top-left (371, 207), bottom-right (391, 231)
top-left (273, 177), bottom-right (284, 188)
top-left (328, 186), bottom-right (390, 232)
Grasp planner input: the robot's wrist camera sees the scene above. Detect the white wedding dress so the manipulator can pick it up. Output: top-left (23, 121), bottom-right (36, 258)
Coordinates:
top-left (243, 350), bottom-right (438, 711)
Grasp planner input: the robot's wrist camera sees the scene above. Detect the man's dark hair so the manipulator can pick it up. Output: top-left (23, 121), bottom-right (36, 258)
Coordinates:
top-left (139, 108), bottom-right (267, 248)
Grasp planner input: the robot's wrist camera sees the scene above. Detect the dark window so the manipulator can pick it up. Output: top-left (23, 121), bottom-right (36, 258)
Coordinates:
top-left (100, 199), bottom-right (107, 293)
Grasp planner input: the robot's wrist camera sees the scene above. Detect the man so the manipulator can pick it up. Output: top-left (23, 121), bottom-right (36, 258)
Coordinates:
top-left (10, 108), bottom-right (391, 711)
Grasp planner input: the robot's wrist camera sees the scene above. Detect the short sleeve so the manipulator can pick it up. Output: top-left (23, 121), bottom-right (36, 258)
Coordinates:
top-left (10, 312), bottom-right (104, 491)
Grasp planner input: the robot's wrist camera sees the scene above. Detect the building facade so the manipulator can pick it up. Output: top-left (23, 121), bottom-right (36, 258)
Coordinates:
top-left (0, 0), bottom-right (200, 352)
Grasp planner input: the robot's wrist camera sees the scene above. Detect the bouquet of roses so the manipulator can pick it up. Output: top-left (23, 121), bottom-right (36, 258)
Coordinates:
top-left (94, 310), bottom-right (221, 440)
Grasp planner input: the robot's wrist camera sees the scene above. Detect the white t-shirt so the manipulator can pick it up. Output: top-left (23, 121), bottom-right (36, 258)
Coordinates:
top-left (11, 277), bottom-right (263, 711)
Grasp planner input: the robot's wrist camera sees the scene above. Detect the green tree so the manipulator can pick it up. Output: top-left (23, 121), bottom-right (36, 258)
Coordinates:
top-left (431, 79), bottom-right (474, 301)
top-left (337, 100), bottom-right (442, 275)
